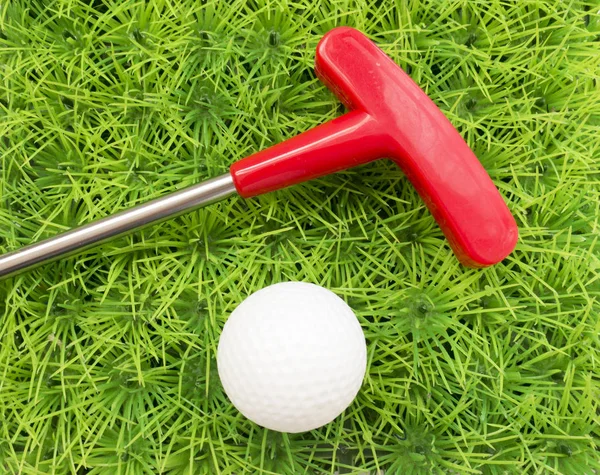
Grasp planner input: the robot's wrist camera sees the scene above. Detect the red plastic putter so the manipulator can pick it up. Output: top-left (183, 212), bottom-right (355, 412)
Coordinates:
top-left (0, 27), bottom-right (518, 279)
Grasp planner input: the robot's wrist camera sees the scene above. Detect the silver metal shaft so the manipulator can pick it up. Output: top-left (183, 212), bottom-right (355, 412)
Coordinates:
top-left (0, 173), bottom-right (237, 280)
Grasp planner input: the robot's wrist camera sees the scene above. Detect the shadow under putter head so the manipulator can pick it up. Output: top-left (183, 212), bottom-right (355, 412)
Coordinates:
top-left (0, 27), bottom-right (517, 279)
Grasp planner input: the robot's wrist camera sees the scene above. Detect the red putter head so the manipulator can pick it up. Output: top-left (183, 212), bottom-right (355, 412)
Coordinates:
top-left (230, 27), bottom-right (518, 267)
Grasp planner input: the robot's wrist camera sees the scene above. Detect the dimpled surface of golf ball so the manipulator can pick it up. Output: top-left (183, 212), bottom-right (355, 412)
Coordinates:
top-left (217, 282), bottom-right (367, 433)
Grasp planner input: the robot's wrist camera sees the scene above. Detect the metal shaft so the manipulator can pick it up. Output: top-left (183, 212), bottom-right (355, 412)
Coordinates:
top-left (0, 173), bottom-right (237, 280)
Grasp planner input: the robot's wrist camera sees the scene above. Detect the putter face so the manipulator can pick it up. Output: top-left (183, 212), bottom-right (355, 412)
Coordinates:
top-left (232, 27), bottom-right (518, 267)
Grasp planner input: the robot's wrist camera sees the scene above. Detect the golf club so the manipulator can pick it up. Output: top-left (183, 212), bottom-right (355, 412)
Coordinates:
top-left (0, 27), bottom-right (518, 279)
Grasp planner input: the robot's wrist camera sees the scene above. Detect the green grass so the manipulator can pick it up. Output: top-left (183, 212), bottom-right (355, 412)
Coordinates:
top-left (1, 0), bottom-right (599, 473)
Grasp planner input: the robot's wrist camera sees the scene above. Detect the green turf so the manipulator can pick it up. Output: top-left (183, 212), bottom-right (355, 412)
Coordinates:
top-left (1, 0), bottom-right (599, 473)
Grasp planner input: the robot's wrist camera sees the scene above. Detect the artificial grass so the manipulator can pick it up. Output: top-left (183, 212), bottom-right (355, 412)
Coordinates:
top-left (0, 0), bottom-right (599, 473)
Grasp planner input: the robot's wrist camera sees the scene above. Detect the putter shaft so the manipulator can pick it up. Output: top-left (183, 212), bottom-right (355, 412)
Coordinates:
top-left (0, 174), bottom-right (237, 280)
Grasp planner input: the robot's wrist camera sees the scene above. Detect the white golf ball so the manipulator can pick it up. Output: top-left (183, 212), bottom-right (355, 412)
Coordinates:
top-left (217, 282), bottom-right (367, 433)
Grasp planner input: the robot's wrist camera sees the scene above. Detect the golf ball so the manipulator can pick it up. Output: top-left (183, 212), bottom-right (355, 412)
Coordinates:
top-left (217, 282), bottom-right (367, 433)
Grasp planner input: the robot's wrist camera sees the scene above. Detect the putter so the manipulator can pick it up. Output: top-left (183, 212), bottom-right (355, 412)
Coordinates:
top-left (0, 27), bottom-right (518, 279)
